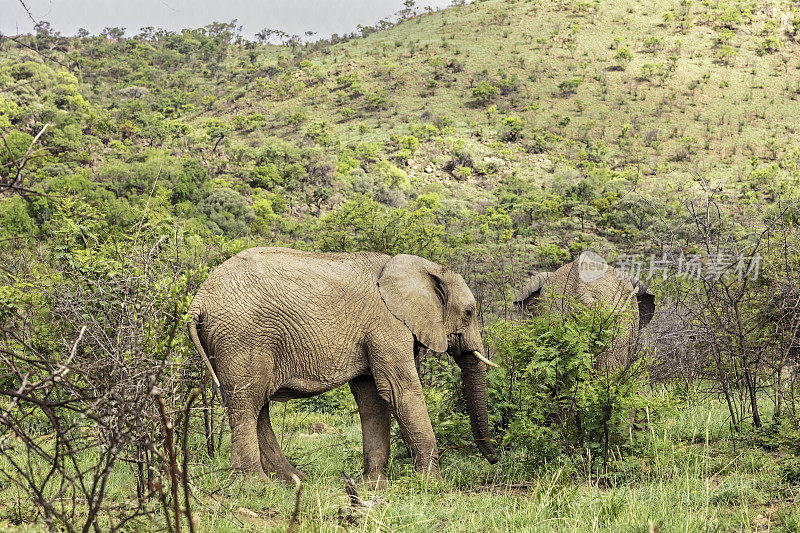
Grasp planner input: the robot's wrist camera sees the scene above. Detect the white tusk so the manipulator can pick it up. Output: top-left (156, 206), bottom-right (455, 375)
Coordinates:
top-left (473, 351), bottom-right (498, 368)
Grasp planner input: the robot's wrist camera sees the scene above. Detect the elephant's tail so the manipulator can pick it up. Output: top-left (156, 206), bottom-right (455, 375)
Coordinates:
top-left (188, 310), bottom-right (227, 407)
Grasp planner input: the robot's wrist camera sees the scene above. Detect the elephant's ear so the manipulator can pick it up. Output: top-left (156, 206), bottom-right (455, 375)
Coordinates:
top-left (630, 277), bottom-right (655, 329)
top-left (378, 254), bottom-right (449, 353)
top-left (513, 272), bottom-right (551, 314)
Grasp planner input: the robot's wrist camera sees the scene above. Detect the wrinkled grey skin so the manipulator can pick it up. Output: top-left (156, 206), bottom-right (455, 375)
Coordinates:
top-left (514, 252), bottom-right (655, 368)
top-left (188, 247), bottom-right (498, 484)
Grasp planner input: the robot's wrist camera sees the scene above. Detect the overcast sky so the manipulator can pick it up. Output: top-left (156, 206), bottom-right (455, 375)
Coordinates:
top-left (1, 0), bottom-right (460, 39)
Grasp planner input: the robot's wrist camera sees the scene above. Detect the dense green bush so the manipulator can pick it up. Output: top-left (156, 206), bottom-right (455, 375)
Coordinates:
top-left (197, 187), bottom-right (255, 236)
top-left (317, 195), bottom-right (444, 259)
top-left (500, 115), bottom-right (524, 141)
top-left (488, 308), bottom-right (653, 473)
top-left (471, 81), bottom-right (499, 106)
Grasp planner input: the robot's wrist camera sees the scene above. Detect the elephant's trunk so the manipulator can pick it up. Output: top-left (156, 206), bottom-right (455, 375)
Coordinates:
top-left (456, 355), bottom-right (499, 464)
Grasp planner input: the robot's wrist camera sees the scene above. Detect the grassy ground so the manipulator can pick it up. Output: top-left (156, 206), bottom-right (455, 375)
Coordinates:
top-left (3, 396), bottom-right (797, 532)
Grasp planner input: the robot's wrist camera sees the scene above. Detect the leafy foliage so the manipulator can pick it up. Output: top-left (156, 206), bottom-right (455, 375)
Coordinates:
top-left (489, 309), bottom-right (653, 473)
top-left (317, 196), bottom-right (444, 259)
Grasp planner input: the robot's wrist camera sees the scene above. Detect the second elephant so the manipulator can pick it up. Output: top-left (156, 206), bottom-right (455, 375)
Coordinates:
top-left (514, 251), bottom-right (655, 368)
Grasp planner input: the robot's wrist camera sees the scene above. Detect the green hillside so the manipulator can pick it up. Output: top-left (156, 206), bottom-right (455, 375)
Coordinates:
top-left (2, 1), bottom-right (800, 531)
top-left (230, 0), bottom-right (800, 184)
top-left (3, 0), bottom-right (800, 257)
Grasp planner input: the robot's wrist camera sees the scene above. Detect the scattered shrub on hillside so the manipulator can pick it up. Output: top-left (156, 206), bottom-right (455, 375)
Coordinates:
top-left (715, 27), bottom-right (736, 44)
top-left (202, 117), bottom-right (230, 144)
top-left (471, 81), bottom-right (499, 106)
top-left (396, 134), bottom-right (420, 161)
top-left (758, 37), bottom-right (780, 55)
top-left (613, 46), bottom-right (633, 70)
top-left (305, 121), bottom-right (336, 146)
top-left (232, 113), bottom-right (267, 132)
top-left (197, 187), bottom-right (255, 236)
top-left (496, 72), bottom-right (520, 95)
top-left (365, 89), bottom-right (389, 110)
top-left (286, 110), bottom-right (308, 127)
top-left (643, 36), bottom-right (662, 53)
top-left (558, 78), bottom-right (583, 96)
top-left (500, 115), bottom-right (524, 141)
top-left (455, 166), bottom-right (472, 180)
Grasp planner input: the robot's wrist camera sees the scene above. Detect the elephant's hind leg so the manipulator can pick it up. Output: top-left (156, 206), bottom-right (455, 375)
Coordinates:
top-left (257, 403), bottom-right (305, 482)
top-left (349, 376), bottom-right (391, 489)
top-left (227, 391), bottom-right (267, 478)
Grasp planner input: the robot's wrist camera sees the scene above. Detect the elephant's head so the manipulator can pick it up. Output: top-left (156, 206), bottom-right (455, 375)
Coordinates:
top-left (378, 254), bottom-right (499, 464)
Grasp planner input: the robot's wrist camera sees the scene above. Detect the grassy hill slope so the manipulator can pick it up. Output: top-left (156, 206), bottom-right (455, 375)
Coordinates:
top-left (215, 0), bottom-right (800, 187)
top-left (8, 0), bottom-right (800, 197)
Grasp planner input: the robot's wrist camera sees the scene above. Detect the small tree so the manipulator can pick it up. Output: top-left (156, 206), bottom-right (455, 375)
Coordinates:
top-left (613, 46), bottom-right (633, 70)
top-left (557, 77), bottom-right (583, 96)
top-left (255, 27), bottom-right (274, 44)
top-left (400, 0), bottom-right (418, 19)
top-left (490, 304), bottom-right (651, 474)
top-left (501, 115), bottom-right (525, 141)
top-left (471, 82), bottom-right (499, 106)
top-left (758, 37), bottom-right (780, 55)
top-left (653, 178), bottom-right (800, 432)
top-left (714, 45), bottom-right (737, 66)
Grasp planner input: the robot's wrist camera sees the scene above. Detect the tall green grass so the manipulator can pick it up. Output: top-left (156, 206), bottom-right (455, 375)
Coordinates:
top-left (3, 394), bottom-right (796, 532)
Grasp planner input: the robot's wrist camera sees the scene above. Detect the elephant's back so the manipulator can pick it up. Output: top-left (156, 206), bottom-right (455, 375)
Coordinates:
top-left (228, 246), bottom-right (388, 267)
top-left (199, 247), bottom-right (387, 298)
top-left (193, 247), bottom-right (391, 330)
top-left (546, 257), bottom-right (636, 310)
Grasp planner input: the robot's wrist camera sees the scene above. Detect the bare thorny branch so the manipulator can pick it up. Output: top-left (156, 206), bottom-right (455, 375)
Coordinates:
top-left (0, 123), bottom-right (51, 198)
top-left (0, 223), bottom-right (219, 531)
top-left (640, 173), bottom-right (800, 429)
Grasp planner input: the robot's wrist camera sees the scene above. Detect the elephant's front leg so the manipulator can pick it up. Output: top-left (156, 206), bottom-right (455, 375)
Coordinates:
top-left (349, 376), bottom-right (391, 488)
top-left (372, 357), bottom-right (440, 476)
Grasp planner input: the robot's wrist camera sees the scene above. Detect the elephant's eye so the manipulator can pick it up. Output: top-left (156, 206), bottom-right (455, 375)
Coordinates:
top-left (465, 309), bottom-right (473, 318)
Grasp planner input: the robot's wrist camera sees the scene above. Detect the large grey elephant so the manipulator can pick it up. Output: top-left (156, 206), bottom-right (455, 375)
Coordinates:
top-left (188, 247), bottom-right (498, 484)
top-left (514, 251), bottom-right (655, 368)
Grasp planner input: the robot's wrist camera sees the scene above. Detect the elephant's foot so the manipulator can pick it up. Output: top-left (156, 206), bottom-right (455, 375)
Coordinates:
top-left (264, 463), bottom-right (305, 484)
top-left (411, 456), bottom-right (442, 482)
top-left (230, 462), bottom-right (269, 479)
top-left (358, 471), bottom-right (387, 490)
top-left (230, 441), bottom-right (269, 479)
top-left (412, 454), bottom-right (440, 477)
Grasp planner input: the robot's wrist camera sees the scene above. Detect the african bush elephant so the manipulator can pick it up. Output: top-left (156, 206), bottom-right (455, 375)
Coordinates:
top-left (514, 251), bottom-right (655, 368)
top-left (188, 247), bottom-right (498, 484)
